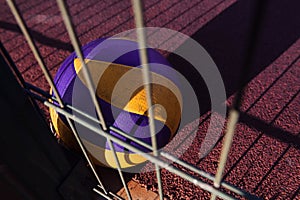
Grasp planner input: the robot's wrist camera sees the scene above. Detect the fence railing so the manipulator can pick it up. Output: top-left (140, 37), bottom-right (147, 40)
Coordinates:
top-left (4, 0), bottom-right (267, 199)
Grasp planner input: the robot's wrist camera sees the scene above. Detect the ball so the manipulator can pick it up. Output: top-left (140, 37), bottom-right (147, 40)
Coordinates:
top-left (49, 38), bottom-right (182, 169)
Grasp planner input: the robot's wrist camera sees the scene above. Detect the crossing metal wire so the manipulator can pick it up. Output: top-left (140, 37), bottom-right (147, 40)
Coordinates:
top-left (3, 0), bottom-right (267, 199)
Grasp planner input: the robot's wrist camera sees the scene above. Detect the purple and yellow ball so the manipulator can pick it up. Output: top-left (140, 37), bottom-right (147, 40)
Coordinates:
top-left (49, 38), bottom-right (182, 169)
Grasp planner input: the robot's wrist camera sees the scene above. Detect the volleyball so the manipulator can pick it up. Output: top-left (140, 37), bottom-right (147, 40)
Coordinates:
top-left (49, 37), bottom-right (182, 169)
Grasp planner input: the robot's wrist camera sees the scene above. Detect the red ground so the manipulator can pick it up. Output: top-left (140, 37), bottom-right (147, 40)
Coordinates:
top-left (0, 0), bottom-right (299, 199)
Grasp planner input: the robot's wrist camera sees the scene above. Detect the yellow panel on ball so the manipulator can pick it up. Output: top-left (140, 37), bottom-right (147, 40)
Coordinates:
top-left (49, 38), bottom-right (182, 169)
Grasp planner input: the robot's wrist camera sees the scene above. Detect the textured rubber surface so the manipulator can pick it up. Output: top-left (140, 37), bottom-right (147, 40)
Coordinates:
top-left (0, 0), bottom-right (299, 199)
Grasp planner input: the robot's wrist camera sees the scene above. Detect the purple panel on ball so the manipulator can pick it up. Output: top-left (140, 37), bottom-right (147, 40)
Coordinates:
top-left (53, 37), bottom-right (107, 100)
top-left (52, 37), bottom-right (177, 155)
top-left (85, 38), bottom-right (181, 88)
top-left (108, 111), bottom-right (171, 153)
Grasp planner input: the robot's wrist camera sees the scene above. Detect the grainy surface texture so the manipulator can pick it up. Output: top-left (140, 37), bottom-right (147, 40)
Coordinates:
top-left (0, 0), bottom-right (299, 199)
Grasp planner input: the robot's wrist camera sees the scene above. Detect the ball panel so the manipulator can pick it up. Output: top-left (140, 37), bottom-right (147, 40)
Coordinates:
top-left (50, 37), bottom-right (182, 169)
top-left (83, 138), bottom-right (148, 169)
top-left (49, 107), bottom-right (81, 151)
top-left (109, 111), bottom-right (172, 153)
top-left (124, 84), bottom-right (181, 136)
top-left (54, 38), bottom-right (107, 100)
top-left (73, 58), bottom-right (182, 134)
top-left (50, 106), bottom-right (148, 168)
top-left (73, 58), bottom-right (182, 109)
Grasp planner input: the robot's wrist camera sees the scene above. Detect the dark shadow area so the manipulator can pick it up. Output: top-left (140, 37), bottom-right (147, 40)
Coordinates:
top-left (167, 0), bottom-right (300, 116)
top-left (222, 110), bottom-right (300, 181)
top-left (95, 165), bottom-right (135, 193)
top-left (196, 56), bottom-right (300, 165)
top-left (0, 21), bottom-right (73, 52)
top-left (1, 0), bottom-right (300, 199)
top-left (220, 84), bottom-right (300, 186)
top-left (240, 92), bottom-right (300, 149)
top-left (0, 43), bottom-right (101, 200)
top-left (244, 55), bottom-right (300, 112)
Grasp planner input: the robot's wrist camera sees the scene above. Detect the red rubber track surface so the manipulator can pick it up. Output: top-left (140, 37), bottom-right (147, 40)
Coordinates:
top-left (0, 0), bottom-right (299, 199)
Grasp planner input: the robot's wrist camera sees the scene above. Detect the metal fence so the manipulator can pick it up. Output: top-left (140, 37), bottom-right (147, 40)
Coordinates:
top-left (2, 0), bottom-right (267, 199)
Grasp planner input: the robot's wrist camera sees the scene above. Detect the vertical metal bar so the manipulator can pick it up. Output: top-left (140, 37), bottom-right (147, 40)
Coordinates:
top-left (131, 0), bottom-right (163, 199)
top-left (210, 1), bottom-right (268, 199)
top-left (108, 192), bottom-right (124, 200)
top-left (93, 188), bottom-right (113, 200)
top-left (107, 139), bottom-right (132, 200)
top-left (64, 117), bottom-right (108, 194)
top-left (56, 0), bottom-right (110, 193)
top-left (45, 101), bottom-right (239, 200)
top-left (213, 110), bottom-right (239, 188)
top-left (6, 0), bottom-right (108, 194)
top-left (162, 151), bottom-right (261, 199)
top-left (0, 42), bottom-right (47, 124)
top-left (56, 0), bottom-right (107, 131)
top-left (6, 0), bottom-right (64, 107)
